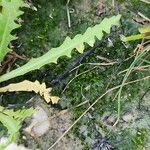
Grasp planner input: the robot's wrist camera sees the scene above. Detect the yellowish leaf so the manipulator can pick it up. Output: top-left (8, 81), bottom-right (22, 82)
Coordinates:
top-left (76, 43), bottom-right (85, 53)
top-left (0, 80), bottom-right (59, 104)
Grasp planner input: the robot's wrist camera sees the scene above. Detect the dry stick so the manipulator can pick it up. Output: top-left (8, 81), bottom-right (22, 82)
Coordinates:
top-left (96, 55), bottom-right (115, 63)
top-left (48, 75), bottom-right (150, 150)
top-left (118, 65), bottom-right (150, 75)
top-left (138, 12), bottom-right (150, 22)
top-left (143, 40), bottom-right (150, 46)
top-left (87, 62), bottom-right (118, 66)
top-left (66, 0), bottom-right (71, 28)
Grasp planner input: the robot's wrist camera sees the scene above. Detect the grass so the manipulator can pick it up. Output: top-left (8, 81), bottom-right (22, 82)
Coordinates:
top-left (114, 43), bottom-right (150, 126)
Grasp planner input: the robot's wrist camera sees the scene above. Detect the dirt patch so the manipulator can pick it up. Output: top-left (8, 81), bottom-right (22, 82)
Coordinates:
top-left (24, 96), bottom-right (83, 150)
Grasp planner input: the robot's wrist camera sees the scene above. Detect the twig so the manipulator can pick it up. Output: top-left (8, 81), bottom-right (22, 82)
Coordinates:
top-left (66, 0), bottom-right (71, 28)
top-left (118, 65), bottom-right (150, 75)
top-left (87, 62), bottom-right (118, 66)
top-left (48, 75), bottom-right (150, 150)
top-left (96, 55), bottom-right (115, 63)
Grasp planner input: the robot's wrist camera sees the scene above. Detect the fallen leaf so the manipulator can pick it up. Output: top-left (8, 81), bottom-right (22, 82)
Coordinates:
top-left (0, 80), bottom-right (59, 103)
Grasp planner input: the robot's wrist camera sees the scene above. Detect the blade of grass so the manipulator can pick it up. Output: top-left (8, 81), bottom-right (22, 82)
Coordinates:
top-left (113, 45), bottom-right (150, 126)
top-left (140, 0), bottom-right (150, 4)
top-left (142, 59), bottom-right (150, 64)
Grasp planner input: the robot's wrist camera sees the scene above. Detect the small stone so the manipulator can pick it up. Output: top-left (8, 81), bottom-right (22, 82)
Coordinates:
top-left (24, 106), bottom-right (50, 137)
top-left (0, 137), bottom-right (31, 150)
top-left (122, 113), bottom-right (133, 122)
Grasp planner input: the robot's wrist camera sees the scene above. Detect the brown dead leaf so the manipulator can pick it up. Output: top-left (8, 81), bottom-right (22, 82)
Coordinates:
top-left (0, 51), bottom-right (27, 74)
top-left (0, 80), bottom-right (59, 104)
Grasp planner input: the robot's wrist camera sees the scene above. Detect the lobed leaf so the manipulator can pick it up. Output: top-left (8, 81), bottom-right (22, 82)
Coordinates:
top-left (0, 106), bottom-right (34, 148)
top-left (0, 80), bottom-right (60, 103)
top-left (0, 14), bottom-right (121, 83)
top-left (0, 0), bottom-right (26, 63)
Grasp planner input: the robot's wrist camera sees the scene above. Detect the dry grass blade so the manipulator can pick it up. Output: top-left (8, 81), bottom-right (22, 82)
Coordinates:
top-left (140, 0), bottom-right (150, 4)
top-left (118, 65), bottom-right (150, 75)
top-left (48, 75), bottom-right (150, 149)
top-left (138, 12), bottom-right (150, 22)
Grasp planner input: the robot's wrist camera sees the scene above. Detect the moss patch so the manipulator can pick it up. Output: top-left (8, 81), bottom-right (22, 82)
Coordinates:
top-left (1, 0), bottom-right (150, 149)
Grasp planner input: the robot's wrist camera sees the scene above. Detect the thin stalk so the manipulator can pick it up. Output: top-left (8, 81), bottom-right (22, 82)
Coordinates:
top-left (48, 75), bottom-right (150, 150)
top-left (113, 45), bottom-right (150, 126)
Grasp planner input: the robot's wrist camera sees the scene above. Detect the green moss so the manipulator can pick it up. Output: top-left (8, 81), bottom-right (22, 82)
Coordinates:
top-left (133, 128), bottom-right (148, 147)
top-left (1, 0), bottom-right (150, 149)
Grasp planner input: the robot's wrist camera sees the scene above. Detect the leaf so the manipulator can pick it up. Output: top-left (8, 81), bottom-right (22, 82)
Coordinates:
top-left (0, 14), bottom-right (121, 83)
top-left (0, 80), bottom-right (60, 103)
top-left (138, 26), bottom-right (150, 33)
top-left (0, 106), bottom-right (34, 149)
top-left (121, 26), bottom-right (150, 42)
top-left (0, 0), bottom-right (26, 63)
top-left (0, 112), bottom-right (20, 136)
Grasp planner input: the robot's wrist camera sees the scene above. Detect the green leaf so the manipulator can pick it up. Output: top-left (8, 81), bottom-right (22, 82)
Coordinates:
top-left (0, 112), bottom-right (20, 136)
top-left (0, 106), bottom-right (34, 148)
top-left (0, 15), bottom-right (121, 83)
top-left (0, 0), bottom-right (26, 63)
top-left (121, 26), bottom-right (150, 42)
top-left (138, 26), bottom-right (150, 33)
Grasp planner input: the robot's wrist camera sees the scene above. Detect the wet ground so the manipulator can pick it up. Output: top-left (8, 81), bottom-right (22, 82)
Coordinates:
top-left (0, 0), bottom-right (150, 150)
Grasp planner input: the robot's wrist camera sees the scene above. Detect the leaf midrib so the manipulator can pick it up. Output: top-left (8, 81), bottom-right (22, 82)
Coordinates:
top-left (0, 2), bottom-right (18, 62)
top-left (0, 12), bottom-right (11, 59)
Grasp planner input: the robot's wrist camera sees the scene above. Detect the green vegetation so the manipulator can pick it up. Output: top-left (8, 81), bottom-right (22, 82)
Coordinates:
top-left (0, 106), bottom-right (34, 149)
top-left (0, 14), bottom-right (121, 83)
top-left (0, 0), bottom-right (26, 62)
top-left (0, 0), bottom-right (150, 149)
